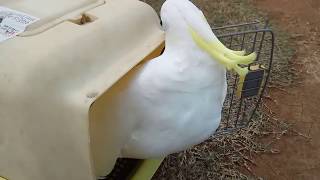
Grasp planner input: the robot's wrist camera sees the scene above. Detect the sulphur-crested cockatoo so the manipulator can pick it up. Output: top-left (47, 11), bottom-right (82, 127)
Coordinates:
top-left (91, 0), bottom-right (256, 175)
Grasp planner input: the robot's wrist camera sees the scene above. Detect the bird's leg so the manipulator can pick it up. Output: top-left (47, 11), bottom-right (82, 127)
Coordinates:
top-left (189, 27), bottom-right (256, 80)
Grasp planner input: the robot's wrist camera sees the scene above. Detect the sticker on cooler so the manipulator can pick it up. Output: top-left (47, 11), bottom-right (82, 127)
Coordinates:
top-left (0, 6), bottom-right (39, 42)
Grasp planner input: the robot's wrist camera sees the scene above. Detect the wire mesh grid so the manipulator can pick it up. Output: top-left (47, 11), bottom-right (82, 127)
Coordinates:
top-left (214, 21), bottom-right (274, 134)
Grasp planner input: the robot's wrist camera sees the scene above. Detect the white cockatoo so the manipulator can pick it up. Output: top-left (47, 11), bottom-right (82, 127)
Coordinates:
top-left (91, 0), bottom-right (256, 175)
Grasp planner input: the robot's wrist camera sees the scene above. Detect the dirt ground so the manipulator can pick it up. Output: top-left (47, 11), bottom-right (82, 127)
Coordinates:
top-left (252, 0), bottom-right (320, 179)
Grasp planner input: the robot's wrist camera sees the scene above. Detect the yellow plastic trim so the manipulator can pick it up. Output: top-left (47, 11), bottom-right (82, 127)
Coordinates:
top-left (130, 158), bottom-right (164, 180)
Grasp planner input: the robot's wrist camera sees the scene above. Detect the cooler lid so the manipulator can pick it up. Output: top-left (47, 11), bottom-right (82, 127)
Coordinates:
top-left (0, 0), bottom-right (104, 31)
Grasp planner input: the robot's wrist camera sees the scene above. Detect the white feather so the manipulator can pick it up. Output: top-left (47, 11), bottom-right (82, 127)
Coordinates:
top-left (100, 0), bottom-right (227, 159)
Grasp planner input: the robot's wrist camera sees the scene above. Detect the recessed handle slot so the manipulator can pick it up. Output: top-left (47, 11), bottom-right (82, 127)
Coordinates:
top-left (69, 13), bottom-right (97, 25)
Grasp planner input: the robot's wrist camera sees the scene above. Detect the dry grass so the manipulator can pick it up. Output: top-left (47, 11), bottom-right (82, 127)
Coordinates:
top-left (140, 0), bottom-right (302, 179)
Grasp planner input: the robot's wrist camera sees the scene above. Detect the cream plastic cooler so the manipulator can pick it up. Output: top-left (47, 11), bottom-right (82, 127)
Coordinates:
top-left (0, 0), bottom-right (164, 179)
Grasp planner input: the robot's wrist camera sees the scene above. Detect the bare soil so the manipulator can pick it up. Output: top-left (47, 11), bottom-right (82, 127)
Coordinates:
top-left (252, 0), bottom-right (320, 179)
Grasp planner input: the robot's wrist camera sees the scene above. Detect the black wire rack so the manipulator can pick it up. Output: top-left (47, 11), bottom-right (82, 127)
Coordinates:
top-left (214, 21), bottom-right (274, 134)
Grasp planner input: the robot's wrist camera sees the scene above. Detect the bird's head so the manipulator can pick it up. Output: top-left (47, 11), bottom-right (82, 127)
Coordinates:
top-left (160, 0), bottom-right (215, 43)
top-left (160, 0), bottom-right (257, 80)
